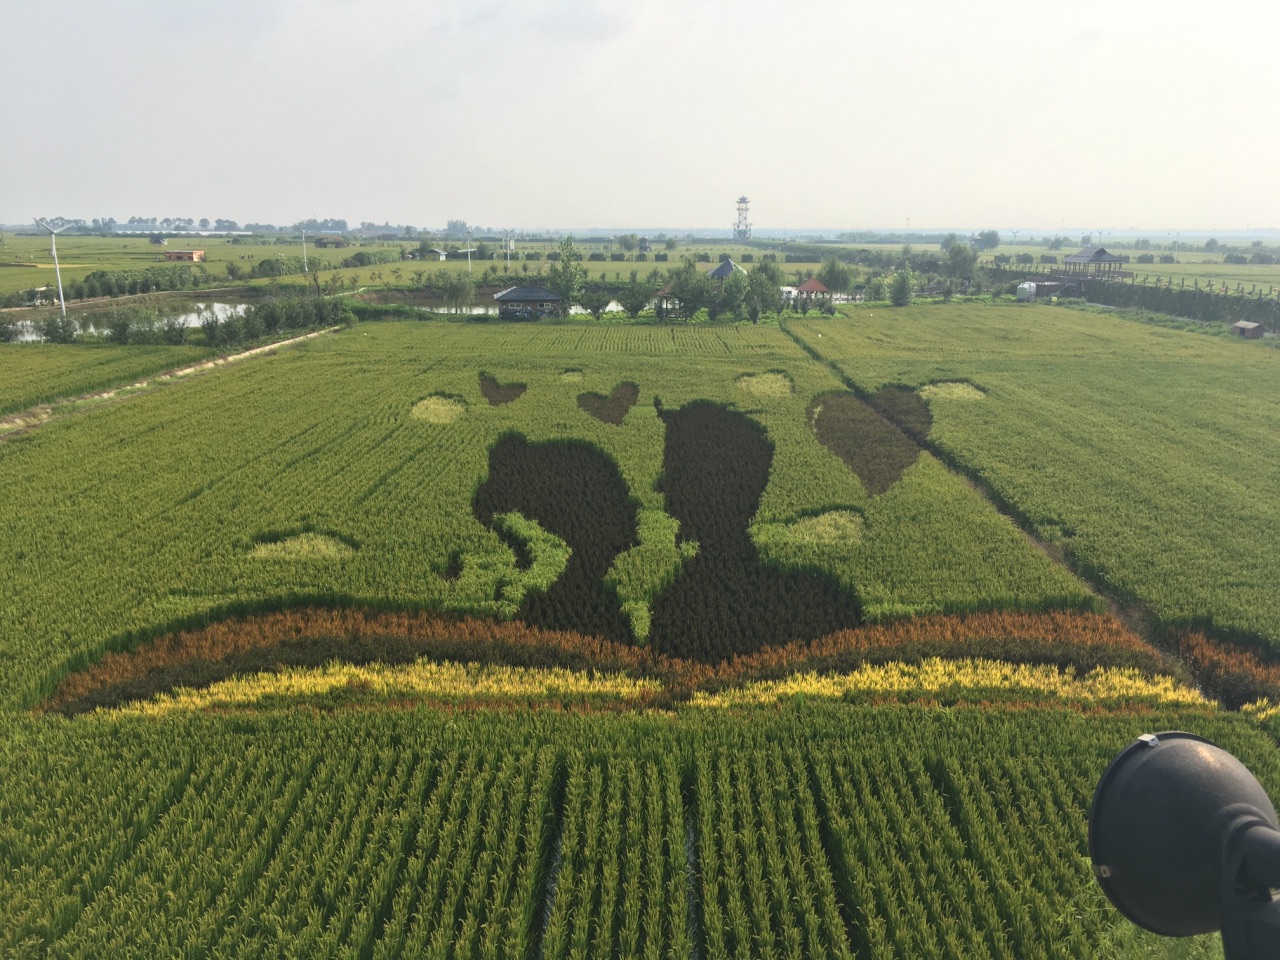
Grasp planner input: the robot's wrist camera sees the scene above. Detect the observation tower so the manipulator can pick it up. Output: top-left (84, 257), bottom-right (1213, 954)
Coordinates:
top-left (733, 196), bottom-right (751, 240)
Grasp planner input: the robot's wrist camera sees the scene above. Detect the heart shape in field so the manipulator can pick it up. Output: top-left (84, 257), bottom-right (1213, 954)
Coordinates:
top-left (810, 386), bottom-right (932, 495)
top-left (479, 372), bottom-right (527, 406)
top-left (578, 381), bottom-right (640, 425)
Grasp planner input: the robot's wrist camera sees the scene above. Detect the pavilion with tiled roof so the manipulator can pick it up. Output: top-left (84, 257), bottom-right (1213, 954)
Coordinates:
top-left (795, 277), bottom-right (833, 301)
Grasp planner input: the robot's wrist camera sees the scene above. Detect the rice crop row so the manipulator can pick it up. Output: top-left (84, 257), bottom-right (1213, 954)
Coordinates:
top-left (43, 608), bottom-right (1176, 717)
top-left (3, 703), bottom-right (1263, 957)
top-left (792, 303), bottom-right (1280, 651)
top-left (0, 342), bottom-right (212, 415)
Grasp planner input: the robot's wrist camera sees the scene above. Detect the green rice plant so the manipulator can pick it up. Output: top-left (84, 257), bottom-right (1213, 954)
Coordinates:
top-left (0, 320), bottom-right (1092, 709)
top-left (0, 342), bottom-right (212, 415)
top-left (4, 704), bottom-right (1270, 956)
top-left (793, 303), bottom-right (1280, 650)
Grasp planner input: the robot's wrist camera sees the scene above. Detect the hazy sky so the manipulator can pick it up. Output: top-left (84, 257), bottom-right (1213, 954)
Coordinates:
top-left (4, 0), bottom-right (1278, 231)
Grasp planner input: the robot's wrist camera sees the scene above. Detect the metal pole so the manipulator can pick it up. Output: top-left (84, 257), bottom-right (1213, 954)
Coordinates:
top-left (35, 221), bottom-right (69, 321)
top-left (302, 230), bottom-right (308, 273)
top-left (49, 231), bottom-right (67, 320)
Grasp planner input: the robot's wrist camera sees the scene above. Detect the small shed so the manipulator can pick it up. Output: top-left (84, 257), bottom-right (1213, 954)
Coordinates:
top-left (428, 248), bottom-right (448, 261)
top-left (1232, 320), bottom-right (1263, 339)
top-left (313, 236), bottom-right (350, 248)
top-left (1062, 245), bottom-right (1126, 276)
top-left (795, 277), bottom-right (833, 301)
top-left (493, 285), bottom-right (563, 319)
top-left (163, 250), bottom-right (205, 262)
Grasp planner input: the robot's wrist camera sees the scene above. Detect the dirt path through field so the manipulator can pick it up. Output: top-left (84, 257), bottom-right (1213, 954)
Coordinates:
top-left (0, 326), bottom-right (341, 440)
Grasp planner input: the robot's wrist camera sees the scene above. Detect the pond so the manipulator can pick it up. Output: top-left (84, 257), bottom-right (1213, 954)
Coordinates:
top-left (12, 302), bottom-right (248, 342)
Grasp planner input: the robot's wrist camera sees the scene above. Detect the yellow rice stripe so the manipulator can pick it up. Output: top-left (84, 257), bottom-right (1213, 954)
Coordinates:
top-left (691, 658), bottom-right (1210, 708)
top-left (121, 659), bottom-right (662, 715)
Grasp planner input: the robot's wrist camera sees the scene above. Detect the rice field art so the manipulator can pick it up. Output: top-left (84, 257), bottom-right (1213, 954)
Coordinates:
top-left (2, 304), bottom-right (1277, 958)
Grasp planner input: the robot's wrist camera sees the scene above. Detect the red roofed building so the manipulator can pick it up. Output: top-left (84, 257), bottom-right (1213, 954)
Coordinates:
top-left (795, 277), bottom-right (832, 302)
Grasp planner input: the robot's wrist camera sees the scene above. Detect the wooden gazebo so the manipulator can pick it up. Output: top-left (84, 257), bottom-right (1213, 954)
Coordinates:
top-left (795, 277), bottom-right (833, 302)
top-left (1062, 245), bottom-right (1127, 276)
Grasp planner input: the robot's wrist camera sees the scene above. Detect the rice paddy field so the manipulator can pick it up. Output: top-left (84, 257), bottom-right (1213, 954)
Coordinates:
top-left (0, 342), bottom-right (213, 416)
top-left (2, 301), bottom-right (1277, 958)
top-left (793, 304), bottom-right (1280, 648)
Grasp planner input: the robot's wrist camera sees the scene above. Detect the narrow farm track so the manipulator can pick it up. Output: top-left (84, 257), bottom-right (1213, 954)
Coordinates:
top-left (780, 320), bottom-right (1162, 646)
top-left (0, 325), bottom-right (341, 441)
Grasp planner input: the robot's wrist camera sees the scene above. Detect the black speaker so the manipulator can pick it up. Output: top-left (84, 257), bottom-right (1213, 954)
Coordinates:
top-left (1090, 732), bottom-right (1280, 958)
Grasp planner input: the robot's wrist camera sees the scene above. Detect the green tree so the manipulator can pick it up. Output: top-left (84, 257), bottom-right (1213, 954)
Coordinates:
top-left (106, 313), bottom-right (132, 344)
top-left (664, 236), bottom-right (678, 251)
top-left (546, 237), bottom-right (583, 314)
top-left (817, 256), bottom-right (853, 293)
top-left (710, 269), bottom-right (748, 321)
top-left (745, 266), bottom-right (784, 323)
top-left (943, 243), bottom-right (978, 280)
top-left (577, 283), bottom-right (612, 320)
top-left (667, 259), bottom-right (712, 319)
top-left (975, 230), bottom-right (1000, 251)
top-left (753, 258), bottom-right (783, 287)
top-left (617, 233), bottom-right (639, 253)
top-left (161, 313), bottom-right (187, 344)
top-left (437, 270), bottom-right (474, 313)
top-left (617, 272), bottom-right (656, 318)
top-left (199, 310), bottom-right (221, 346)
top-left (890, 267), bottom-right (915, 306)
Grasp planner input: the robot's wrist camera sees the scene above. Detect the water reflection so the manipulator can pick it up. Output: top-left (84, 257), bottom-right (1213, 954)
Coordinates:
top-left (12, 302), bottom-right (247, 342)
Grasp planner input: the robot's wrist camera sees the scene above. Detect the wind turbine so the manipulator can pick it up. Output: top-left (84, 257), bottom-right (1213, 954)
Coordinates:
top-left (33, 218), bottom-right (69, 321)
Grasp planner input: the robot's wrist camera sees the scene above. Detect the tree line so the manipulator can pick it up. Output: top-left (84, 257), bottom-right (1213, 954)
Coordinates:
top-left (5, 296), bottom-right (355, 347)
